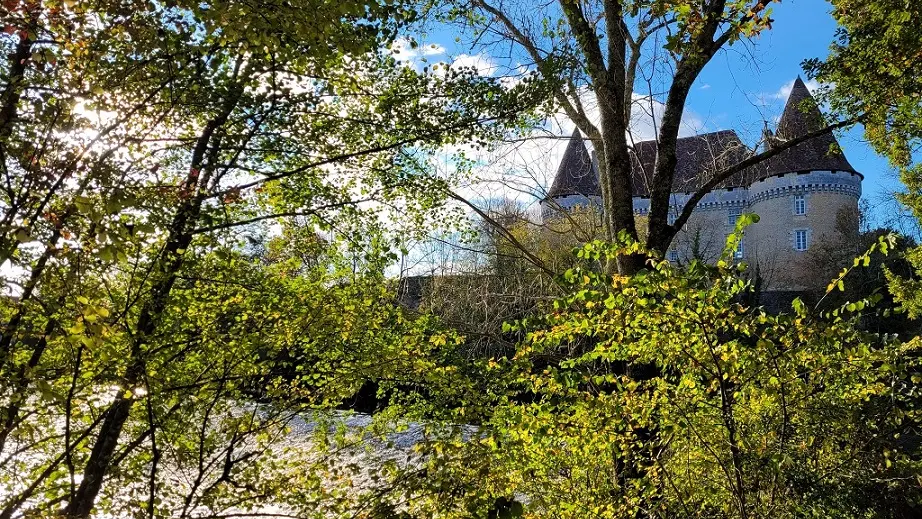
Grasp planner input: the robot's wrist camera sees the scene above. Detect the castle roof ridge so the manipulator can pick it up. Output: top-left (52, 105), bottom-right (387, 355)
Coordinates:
top-left (545, 77), bottom-right (861, 200)
top-left (627, 128), bottom-right (740, 149)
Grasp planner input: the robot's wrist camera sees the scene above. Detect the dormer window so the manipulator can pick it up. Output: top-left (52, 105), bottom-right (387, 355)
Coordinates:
top-left (794, 194), bottom-right (806, 215)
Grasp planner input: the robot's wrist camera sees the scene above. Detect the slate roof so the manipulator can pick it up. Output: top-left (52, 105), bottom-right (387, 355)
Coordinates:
top-left (547, 130), bottom-right (756, 197)
top-left (546, 77), bottom-right (860, 200)
top-left (629, 130), bottom-right (755, 195)
top-left (546, 129), bottom-right (599, 198)
top-left (756, 77), bottom-right (859, 179)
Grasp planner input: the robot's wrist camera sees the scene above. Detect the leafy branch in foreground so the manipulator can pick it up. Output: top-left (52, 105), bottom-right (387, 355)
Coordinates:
top-left (0, 0), bottom-right (540, 516)
top-left (367, 232), bottom-right (922, 518)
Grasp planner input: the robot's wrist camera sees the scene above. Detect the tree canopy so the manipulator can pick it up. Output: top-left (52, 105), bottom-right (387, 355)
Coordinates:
top-left (0, 0), bottom-right (920, 517)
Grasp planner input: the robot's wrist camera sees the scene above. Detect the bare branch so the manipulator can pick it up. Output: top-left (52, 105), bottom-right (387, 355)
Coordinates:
top-left (446, 189), bottom-right (555, 277)
top-left (670, 116), bottom-right (863, 236)
top-left (473, 0), bottom-right (601, 139)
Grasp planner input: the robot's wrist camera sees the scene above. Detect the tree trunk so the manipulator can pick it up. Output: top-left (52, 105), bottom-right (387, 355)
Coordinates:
top-left (60, 66), bottom-right (243, 515)
top-left (598, 133), bottom-right (645, 274)
top-left (646, 65), bottom-right (697, 256)
top-left (0, 31), bottom-right (32, 137)
top-left (61, 380), bottom-right (137, 518)
top-left (62, 222), bottom-right (194, 518)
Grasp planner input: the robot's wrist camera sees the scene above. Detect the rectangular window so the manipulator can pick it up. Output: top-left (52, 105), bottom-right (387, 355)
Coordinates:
top-left (667, 206), bottom-right (681, 226)
top-left (794, 194), bottom-right (806, 215)
top-left (725, 234), bottom-right (745, 259)
top-left (667, 250), bottom-right (678, 262)
top-left (728, 206), bottom-right (742, 226)
top-left (794, 229), bottom-right (808, 251)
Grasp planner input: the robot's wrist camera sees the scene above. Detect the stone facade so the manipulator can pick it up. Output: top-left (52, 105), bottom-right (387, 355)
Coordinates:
top-left (541, 78), bottom-right (862, 290)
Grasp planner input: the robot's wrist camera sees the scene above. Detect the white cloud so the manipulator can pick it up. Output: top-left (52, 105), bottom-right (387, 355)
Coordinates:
top-left (388, 37), bottom-right (416, 60)
top-left (387, 37), bottom-right (446, 70)
top-left (422, 44), bottom-right (446, 56)
top-left (545, 89), bottom-right (704, 145)
top-left (773, 77), bottom-right (821, 100)
top-left (752, 78), bottom-right (828, 109)
top-left (450, 54), bottom-right (498, 77)
top-left (699, 83), bottom-right (711, 90)
top-left (629, 93), bottom-right (705, 141)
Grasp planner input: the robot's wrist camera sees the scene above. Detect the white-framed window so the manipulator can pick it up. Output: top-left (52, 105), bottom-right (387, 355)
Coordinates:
top-left (794, 194), bottom-right (806, 215)
top-left (725, 234), bottom-right (745, 259)
top-left (728, 206), bottom-right (742, 226)
top-left (794, 229), bottom-right (809, 251)
top-left (667, 250), bottom-right (679, 262)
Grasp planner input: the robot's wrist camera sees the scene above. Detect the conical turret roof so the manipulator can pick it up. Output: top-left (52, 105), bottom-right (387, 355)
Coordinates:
top-left (546, 129), bottom-right (600, 198)
top-left (757, 77), bottom-right (859, 179)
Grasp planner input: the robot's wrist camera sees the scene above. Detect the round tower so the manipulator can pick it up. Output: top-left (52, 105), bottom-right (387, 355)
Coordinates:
top-left (541, 129), bottom-right (602, 221)
top-left (747, 78), bottom-right (862, 290)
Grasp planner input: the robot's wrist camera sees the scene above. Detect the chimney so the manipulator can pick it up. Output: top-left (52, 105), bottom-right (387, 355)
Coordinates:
top-left (762, 121), bottom-right (776, 150)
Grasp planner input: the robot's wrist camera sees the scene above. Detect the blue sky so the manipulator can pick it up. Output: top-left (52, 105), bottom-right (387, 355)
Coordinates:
top-left (399, 0), bottom-right (899, 227)
top-left (688, 0), bottom-right (898, 218)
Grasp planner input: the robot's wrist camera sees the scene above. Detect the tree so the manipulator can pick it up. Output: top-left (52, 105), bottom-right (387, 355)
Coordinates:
top-left (368, 233), bottom-right (922, 518)
top-left (0, 0), bottom-right (534, 516)
top-left (806, 0), bottom-right (922, 320)
top-left (427, 0), bottom-right (858, 273)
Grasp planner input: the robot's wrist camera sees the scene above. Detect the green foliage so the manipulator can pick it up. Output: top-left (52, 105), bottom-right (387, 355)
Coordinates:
top-left (1, 1), bottom-right (921, 517)
top-left (373, 235), bottom-right (922, 518)
top-left (811, 0), bottom-right (922, 332)
top-left (0, 0), bottom-right (541, 516)
top-left (807, 0), bottom-right (922, 170)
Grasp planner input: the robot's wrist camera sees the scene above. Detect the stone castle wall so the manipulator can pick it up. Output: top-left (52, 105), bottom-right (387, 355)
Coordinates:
top-left (746, 170), bottom-right (861, 289)
top-left (541, 169), bottom-right (862, 290)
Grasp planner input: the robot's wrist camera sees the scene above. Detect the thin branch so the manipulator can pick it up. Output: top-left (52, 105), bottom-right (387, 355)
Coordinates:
top-left (671, 116), bottom-right (863, 237)
top-left (473, 0), bottom-right (600, 139)
top-left (189, 198), bottom-right (375, 235)
top-left (446, 189), bottom-right (555, 277)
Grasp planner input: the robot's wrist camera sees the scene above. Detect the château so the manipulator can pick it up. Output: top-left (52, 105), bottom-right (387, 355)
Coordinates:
top-left (541, 77), bottom-right (862, 290)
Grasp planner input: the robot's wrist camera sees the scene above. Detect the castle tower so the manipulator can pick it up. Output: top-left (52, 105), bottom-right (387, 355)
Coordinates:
top-left (747, 77), bottom-right (862, 289)
top-left (542, 128), bottom-right (602, 218)
top-left (540, 77), bottom-right (863, 291)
